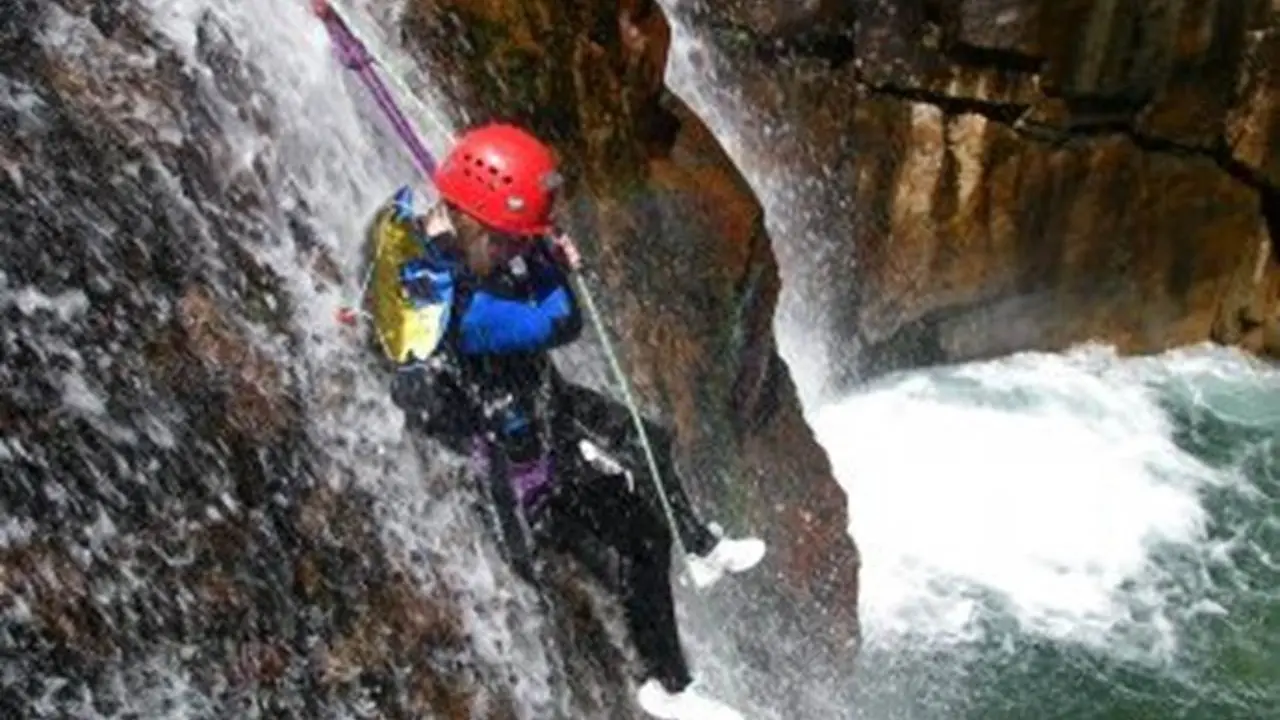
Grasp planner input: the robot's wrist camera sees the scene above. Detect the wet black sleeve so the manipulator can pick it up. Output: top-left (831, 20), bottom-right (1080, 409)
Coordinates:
top-left (390, 357), bottom-right (476, 443)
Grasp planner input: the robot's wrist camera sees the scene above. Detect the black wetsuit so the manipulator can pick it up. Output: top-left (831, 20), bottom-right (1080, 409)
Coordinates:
top-left (391, 233), bottom-right (715, 692)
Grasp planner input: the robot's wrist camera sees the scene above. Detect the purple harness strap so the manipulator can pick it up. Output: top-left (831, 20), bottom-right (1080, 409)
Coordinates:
top-left (320, 9), bottom-right (439, 180)
top-left (469, 438), bottom-right (554, 511)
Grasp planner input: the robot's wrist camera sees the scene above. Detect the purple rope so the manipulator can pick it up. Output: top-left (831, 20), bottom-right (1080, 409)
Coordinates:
top-left (323, 13), bottom-right (438, 179)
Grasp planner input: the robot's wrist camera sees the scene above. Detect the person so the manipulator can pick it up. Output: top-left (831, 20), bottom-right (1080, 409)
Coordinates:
top-left (373, 122), bottom-right (762, 719)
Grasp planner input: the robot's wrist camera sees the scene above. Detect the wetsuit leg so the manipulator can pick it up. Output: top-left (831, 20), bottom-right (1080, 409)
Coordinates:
top-left (556, 380), bottom-right (718, 556)
top-left (469, 438), bottom-right (539, 585)
top-left (536, 473), bottom-right (693, 693)
top-left (631, 425), bottom-right (719, 556)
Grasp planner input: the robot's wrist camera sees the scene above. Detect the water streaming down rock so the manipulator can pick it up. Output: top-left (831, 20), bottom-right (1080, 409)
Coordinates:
top-left (8, 2), bottom-right (1277, 719)
top-left (0, 1), bottom-right (647, 716)
top-left (660, 0), bottom-right (854, 405)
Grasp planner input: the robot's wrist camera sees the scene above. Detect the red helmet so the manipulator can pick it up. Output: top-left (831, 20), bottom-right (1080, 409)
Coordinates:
top-left (432, 123), bottom-right (561, 237)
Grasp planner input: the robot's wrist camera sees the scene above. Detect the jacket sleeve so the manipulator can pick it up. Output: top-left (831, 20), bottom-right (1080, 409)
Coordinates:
top-left (390, 357), bottom-right (474, 441)
top-left (456, 252), bottom-right (583, 355)
top-left (529, 246), bottom-right (584, 346)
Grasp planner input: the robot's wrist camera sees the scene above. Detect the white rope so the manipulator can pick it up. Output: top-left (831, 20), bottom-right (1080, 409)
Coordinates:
top-left (571, 274), bottom-right (692, 573)
top-left (324, 0), bottom-right (457, 149)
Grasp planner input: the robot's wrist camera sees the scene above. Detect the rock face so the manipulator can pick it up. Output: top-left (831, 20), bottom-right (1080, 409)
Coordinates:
top-left (403, 0), bottom-right (861, 712)
top-left (682, 0), bottom-right (1280, 386)
top-left (1, 2), bottom-right (623, 717)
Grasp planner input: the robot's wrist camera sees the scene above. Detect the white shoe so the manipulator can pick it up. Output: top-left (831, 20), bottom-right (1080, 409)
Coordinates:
top-left (685, 536), bottom-right (766, 589)
top-left (636, 679), bottom-right (744, 720)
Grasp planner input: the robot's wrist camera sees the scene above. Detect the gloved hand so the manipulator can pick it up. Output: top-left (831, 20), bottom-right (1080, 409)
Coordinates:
top-left (423, 201), bottom-right (454, 239)
top-left (547, 230), bottom-right (582, 271)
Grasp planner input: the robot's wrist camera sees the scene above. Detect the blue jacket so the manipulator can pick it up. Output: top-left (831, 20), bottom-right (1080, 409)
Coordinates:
top-left (452, 246), bottom-right (583, 357)
top-left (384, 183), bottom-right (582, 360)
top-left (395, 230), bottom-right (583, 357)
top-left (391, 227), bottom-right (583, 442)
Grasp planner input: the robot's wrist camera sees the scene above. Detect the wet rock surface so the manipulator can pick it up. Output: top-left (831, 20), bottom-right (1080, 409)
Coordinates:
top-left (678, 0), bottom-right (1280, 388)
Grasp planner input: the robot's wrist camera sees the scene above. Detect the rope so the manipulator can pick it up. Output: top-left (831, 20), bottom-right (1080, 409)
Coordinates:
top-left (571, 273), bottom-right (691, 568)
top-left (320, 0), bottom-right (444, 178)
